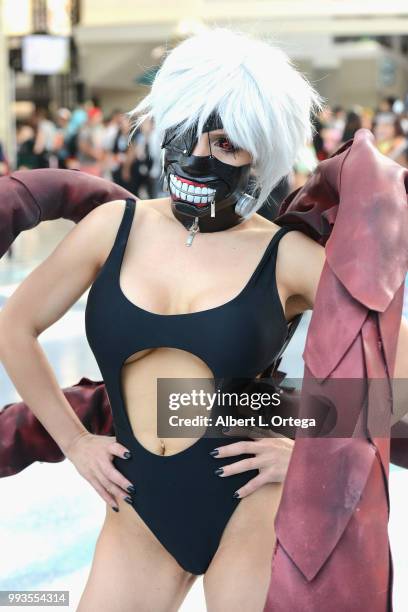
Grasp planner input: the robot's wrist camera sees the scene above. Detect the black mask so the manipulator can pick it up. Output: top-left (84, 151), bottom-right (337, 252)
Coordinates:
top-left (162, 113), bottom-right (254, 243)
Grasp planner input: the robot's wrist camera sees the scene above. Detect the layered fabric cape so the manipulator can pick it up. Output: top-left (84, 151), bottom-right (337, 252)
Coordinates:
top-left (264, 128), bottom-right (408, 611)
top-left (0, 131), bottom-right (407, 610)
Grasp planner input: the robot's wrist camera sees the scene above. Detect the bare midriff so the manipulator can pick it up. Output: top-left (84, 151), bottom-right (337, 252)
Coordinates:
top-left (120, 346), bottom-right (215, 456)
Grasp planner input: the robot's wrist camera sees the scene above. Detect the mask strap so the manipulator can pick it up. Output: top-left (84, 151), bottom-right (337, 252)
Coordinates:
top-left (207, 132), bottom-right (214, 159)
top-left (184, 132), bottom-right (190, 155)
top-left (206, 131), bottom-right (216, 218)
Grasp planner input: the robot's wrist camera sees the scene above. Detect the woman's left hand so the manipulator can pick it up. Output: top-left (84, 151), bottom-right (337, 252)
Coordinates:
top-left (210, 427), bottom-right (295, 499)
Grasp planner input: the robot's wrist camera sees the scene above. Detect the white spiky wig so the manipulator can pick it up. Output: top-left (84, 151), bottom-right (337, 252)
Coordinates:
top-left (129, 27), bottom-right (324, 217)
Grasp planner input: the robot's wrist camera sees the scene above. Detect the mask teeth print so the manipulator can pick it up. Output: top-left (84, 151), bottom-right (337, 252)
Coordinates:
top-left (169, 173), bottom-right (216, 206)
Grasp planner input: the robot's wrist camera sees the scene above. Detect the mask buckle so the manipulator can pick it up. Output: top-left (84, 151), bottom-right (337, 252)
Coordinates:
top-left (236, 192), bottom-right (256, 215)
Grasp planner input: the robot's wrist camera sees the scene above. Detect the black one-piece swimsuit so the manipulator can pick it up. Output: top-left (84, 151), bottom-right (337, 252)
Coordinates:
top-left (85, 197), bottom-right (295, 575)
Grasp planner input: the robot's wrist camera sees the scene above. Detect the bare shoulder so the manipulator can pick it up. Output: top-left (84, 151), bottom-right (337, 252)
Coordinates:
top-left (247, 215), bottom-right (321, 255)
top-left (246, 212), bottom-right (284, 238)
top-left (71, 199), bottom-right (127, 266)
top-left (279, 228), bottom-right (324, 259)
top-left (81, 198), bottom-right (147, 260)
top-left (94, 196), bottom-right (170, 259)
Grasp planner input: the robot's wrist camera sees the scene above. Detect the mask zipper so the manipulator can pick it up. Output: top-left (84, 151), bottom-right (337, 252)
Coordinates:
top-left (186, 216), bottom-right (200, 246)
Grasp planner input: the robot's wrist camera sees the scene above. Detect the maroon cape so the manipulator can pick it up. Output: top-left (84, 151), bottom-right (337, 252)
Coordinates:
top-left (264, 128), bottom-right (408, 611)
top-left (0, 133), bottom-right (407, 610)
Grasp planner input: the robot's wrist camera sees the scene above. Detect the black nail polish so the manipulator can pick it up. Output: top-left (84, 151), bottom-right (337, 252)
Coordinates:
top-left (112, 506), bottom-right (119, 512)
top-left (214, 467), bottom-right (224, 476)
top-left (123, 451), bottom-right (132, 459)
top-left (209, 449), bottom-right (219, 457)
top-left (233, 491), bottom-right (240, 499)
top-left (127, 484), bottom-right (135, 493)
top-left (124, 496), bottom-right (133, 505)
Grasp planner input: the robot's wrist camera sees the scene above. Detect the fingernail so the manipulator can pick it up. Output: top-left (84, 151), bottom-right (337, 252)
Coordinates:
top-left (124, 496), bottom-right (133, 505)
top-left (222, 427), bottom-right (230, 434)
top-left (233, 491), bottom-right (240, 499)
top-left (112, 506), bottom-right (119, 512)
top-left (214, 467), bottom-right (224, 476)
top-left (123, 451), bottom-right (132, 459)
top-left (209, 449), bottom-right (219, 457)
top-left (127, 484), bottom-right (135, 493)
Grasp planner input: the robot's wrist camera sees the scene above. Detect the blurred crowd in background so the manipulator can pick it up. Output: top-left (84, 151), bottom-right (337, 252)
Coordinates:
top-left (1, 94), bottom-right (408, 207)
top-left (5, 103), bottom-right (162, 199)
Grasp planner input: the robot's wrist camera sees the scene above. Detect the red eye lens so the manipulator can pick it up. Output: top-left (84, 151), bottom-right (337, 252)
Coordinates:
top-left (217, 138), bottom-right (236, 152)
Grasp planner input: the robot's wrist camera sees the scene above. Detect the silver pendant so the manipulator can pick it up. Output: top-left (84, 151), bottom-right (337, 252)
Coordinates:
top-left (186, 216), bottom-right (199, 246)
top-left (211, 199), bottom-right (215, 218)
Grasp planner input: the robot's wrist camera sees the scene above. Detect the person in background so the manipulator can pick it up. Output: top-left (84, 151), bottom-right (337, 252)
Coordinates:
top-left (360, 106), bottom-right (374, 131)
top-left (103, 110), bottom-right (125, 182)
top-left (143, 117), bottom-right (165, 198)
top-left (111, 114), bottom-right (133, 189)
top-left (331, 105), bottom-right (346, 134)
top-left (323, 105), bottom-right (346, 153)
top-left (77, 107), bottom-right (106, 176)
top-left (120, 118), bottom-right (155, 198)
top-left (311, 106), bottom-right (331, 160)
top-left (103, 109), bottom-right (123, 154)
top-left (377, 96), bottom-right (395, 114)
top-left (53, 108), bottom-right (72, 169)
top-left (64, 104), bottom-right (88, 168)
top-left (340, 110), bottom-right (362, 143)
top-left (32, 107), bottom-right (57, 168)
top-left (373, 115), bottom-right (408, 166)
top-left (16, 123), bottom-right (37, 170)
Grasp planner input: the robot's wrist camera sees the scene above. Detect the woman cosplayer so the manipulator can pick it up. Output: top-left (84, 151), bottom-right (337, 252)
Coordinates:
top-left (1, 28), bottom-right (408, 612)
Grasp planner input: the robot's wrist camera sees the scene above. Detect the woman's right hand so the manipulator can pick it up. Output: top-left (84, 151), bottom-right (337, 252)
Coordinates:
top-left (64, 432), bottom-right (135, 511)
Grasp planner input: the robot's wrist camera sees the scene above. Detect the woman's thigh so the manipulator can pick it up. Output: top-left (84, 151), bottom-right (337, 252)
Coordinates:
top-left (77, 501), bottom-right (197, 612)
top-left (203, 482), bottom-right (284, 612)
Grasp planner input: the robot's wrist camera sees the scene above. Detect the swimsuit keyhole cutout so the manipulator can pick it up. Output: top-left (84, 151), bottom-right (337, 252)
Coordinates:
top-left (119, 346), bottom-right (216, 457)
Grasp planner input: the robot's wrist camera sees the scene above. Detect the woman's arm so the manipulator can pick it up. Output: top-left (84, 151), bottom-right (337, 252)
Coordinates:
top-left (280, 230), bottom-right (408, 426)
top-left (0, 200), bottom-right (134, 509)
top-left (276, 229), bottom-right (325, 314)
top-left (0, 200), bottom-right (121, 451)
